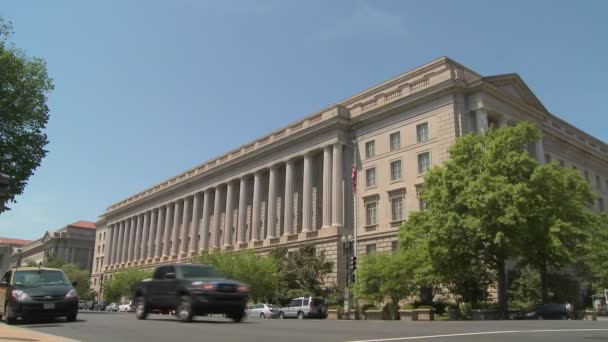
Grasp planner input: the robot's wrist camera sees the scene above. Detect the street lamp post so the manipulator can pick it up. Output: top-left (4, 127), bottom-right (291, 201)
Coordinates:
top-left (342, 234), bottom-right (354, 319)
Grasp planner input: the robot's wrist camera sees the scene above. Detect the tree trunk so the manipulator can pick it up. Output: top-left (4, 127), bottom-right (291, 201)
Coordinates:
top-left (540, 261), bottom-right (548, 304)
top-left (496, 257), bottom-right (508, 319)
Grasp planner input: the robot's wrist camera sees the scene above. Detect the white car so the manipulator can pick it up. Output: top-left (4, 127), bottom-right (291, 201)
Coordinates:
top-left (248, 303), bottom-right (279, 319)
top-left (118, 301), bottom-right (133, 312)
top-left (105, 303), bottom-right (119, 312)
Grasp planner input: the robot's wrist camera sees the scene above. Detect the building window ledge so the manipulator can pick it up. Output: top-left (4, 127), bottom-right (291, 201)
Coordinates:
top-left (390, 220), bottom-right (405, 228)
top-left (364, 224), bottom-right (378, 232)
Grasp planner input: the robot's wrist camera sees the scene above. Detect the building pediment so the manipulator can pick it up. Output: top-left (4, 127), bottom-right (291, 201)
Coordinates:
top-left (482, 74), bottom-right (548, 113)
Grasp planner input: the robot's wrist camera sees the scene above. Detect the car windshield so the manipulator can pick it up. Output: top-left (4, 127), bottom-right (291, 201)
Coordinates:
top-left (181, 265), bottom-right (223, 279)
top-left (13, 270), bottom-right (69, 286)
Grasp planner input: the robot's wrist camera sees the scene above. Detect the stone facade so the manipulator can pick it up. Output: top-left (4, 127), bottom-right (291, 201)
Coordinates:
top-left (0, 237), bottom-right (32, 276)
top-left (10, 221), bottom-right (96, 272)
top-left (91, 57), bottom-right (608, 296)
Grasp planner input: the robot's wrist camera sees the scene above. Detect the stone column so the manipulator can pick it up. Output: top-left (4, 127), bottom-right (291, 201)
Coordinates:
top-left (180, 196), bottom-right (192, 255)
top-left (224, 182), bottom-right (235, 246)
top-left (188, 193), bottom-right (202, 255)
top-left (535, 138), bottom-right (546, 164)
top-left (476, 109), bottom-right (489, 133)
top-left (200, 189), bottom-right (212, 251)
top-left (322, 146), bottom-right (333, 228)
top-left (237, 177), bottom-right (248, 244)
top-left (147, 209), bottom-right (157, 260)
top-left (162, 204), bottom-right (173, 257)
top-left (112, 223), bottom-right (120, 265)
top-left (171, 200), bottom-right (183, 256)
top-left (104, 225), bottom-right (113, 266)
top-left (252, 172), bottom-right (262, 241)
top-left (284, 160), bottom-right (295, 235)
top-left (135, 214), bottom-right (144, 261)
top-left (212, 186), bottom-right (223, 248)
top-left (116, 221), bottom-right (125, 264)
top-left (267, 166), bottom-right (278, 239)
top-left (302, 153), bottom-right (313, 232)
top-left (154, 207), bottom-right (165, 258)
top-left (128, 216), bottom-right (137, 262)
top-left (332, 143), bottom-right (344, 227)
top-left (137, 213), bottom-right (148, 261)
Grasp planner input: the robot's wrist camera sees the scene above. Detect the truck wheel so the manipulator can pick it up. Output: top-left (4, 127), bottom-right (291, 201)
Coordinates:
top-left (177, 295), bottom-right (193, 322)
top-left (259, 313), bottom-right (266, 319)
top-left (231, 312), bottom-right (245, 323)
top-left (278, 312), bottom-right (284, 319)
top-left (135, 296), bottom-right (148, 320)
top-left (297, 311), bottom-right (304, 320)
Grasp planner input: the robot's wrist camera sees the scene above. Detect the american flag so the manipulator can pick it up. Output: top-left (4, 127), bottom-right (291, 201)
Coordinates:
top-left (352, 164), bottom-right (357, 194)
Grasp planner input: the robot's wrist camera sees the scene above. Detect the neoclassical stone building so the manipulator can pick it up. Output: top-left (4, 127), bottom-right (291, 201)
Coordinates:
top-left (10, 221), bottom-right (96, 271)
top-left (91, 57), bottom-right (608, 294)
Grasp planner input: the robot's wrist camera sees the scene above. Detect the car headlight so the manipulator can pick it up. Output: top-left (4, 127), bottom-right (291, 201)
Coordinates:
top-left (65, 289), bottom-right (78, 299)
top-left (11, 289), bottom-right (30, 301)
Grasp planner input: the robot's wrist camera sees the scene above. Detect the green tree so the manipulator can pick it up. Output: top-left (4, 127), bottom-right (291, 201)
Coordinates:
top-left (400, 211), bottom-right (492, 308)
top-left (582, 213), bottom-right (608, 292)
top-left (403, 122), bottom-right (542, 317)
top-left (0, 17), bottom-right (53, 212)
top-left (524, 163), bottom-right (594, 302)
top-left (61, 263), bottom-right (90, 299)
top-left (195, 250), bottom-right (279, 303)
top-left (270, 245), bottom-right (333, 304)
top-left (102, 268), bottom-right (152, 303)
top-left (354, 252), bottom-right (417, 319)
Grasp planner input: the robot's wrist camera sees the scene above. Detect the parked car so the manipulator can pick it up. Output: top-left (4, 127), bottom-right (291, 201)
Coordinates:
top-left (0, 266), bottom-right (79, 324)
top-left (278, 297), bottom-right (327, 319)
top-left (78, 300), bottom-right (87, 311)
top-left (105, 303), bottom-right (119, 312)
top-left (118, 300), bottom-right (133, 312)
top-left (94, 301), bottom-right (108, 311)
top-left (525, 303), bottom-right (573, 320)
top-left (132, 264), bottom-right (249, 322)
top-left (248, 303), bottom-right (279, 319)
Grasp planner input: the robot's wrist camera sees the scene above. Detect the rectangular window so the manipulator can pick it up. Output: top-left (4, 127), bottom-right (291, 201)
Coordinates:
top-left (545, 154), bottom-right (551, 163)
top-left (584, 170), bottom-right (590, 183)
top-left (365, 141), bottom-right (375, 159)
top-left (418, 152), bottom-right (431, 174)
top-left (559, 160), bottom-right (565, 167)
top-left (366, 244), bottom-right (377, 255)
top-left (390, 160), bottom-right (402, 181)
top-left (391, 241), bottom-right (398, 253)
top-left (417, 123), bottom-right (429, 143)
top-left (366, 168), bottom-right (376, 187)
top-left (390, 132), bottom-right (401, 151)
top-left (366, 202), bottom-right (377, 226)
top-left (391, 197), bottom-right (404, 221)
top-left (596, 175), bottom-right (601, 190)
top-left (416, 185), bottom-right (426, 211)
top-left (600, 198), bottom-right (605, 212)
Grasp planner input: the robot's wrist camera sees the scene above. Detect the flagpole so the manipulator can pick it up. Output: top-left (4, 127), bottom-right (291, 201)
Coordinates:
top-left (352, 138), bottom-right (358, 319)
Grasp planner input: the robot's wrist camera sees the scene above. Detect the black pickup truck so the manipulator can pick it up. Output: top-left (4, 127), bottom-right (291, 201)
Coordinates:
top-left (132, 264), bottom-right (249, 322)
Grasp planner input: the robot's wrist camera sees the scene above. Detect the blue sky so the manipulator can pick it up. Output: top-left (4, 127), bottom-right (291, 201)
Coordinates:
top-left (1, 0), bottom-right (606, 240)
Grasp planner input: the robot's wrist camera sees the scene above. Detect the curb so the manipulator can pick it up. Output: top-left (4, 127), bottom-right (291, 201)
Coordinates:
top-left (0, 323), bottom-right (81, 342)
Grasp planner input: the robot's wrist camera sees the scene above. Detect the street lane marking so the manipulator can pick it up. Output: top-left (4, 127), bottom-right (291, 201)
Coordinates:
top-left (345, 329), bottom-right (608, 342)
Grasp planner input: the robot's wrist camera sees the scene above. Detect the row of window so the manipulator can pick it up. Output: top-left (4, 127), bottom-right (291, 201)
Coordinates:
top-left (365, 122), bottom-right (429, 159)
top-left (546, 154), bottom-right (607, 193)
top-left (364, 240), bottom-right (398, 255)
top-left (365, 152), bottom-right (431, 188)
top-left (365, 196), bottom-right (406, 226)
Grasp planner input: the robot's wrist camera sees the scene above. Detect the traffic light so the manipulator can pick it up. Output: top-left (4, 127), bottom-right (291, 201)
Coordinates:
top-left (351, 256), bottom-right (357, 272)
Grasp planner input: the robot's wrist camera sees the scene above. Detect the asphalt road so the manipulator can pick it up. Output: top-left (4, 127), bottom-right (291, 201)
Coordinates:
top-left (8, 312), bottom-right (608, 342)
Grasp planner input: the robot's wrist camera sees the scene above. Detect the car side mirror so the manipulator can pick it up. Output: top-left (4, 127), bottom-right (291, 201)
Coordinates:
top-left (71, 281), bottom-right (78, 287)
top-left (165, 272), bottom-right (176, 279)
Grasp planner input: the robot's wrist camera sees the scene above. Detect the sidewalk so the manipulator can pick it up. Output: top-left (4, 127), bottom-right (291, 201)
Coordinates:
top-left (0, 324), bottom-right (79, 342)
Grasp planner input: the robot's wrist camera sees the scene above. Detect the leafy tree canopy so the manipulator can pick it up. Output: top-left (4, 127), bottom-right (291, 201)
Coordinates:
top-left (195, 250), bottom-right (280, 303)
top-left (103, 268), bottom-right (152, 303)
top-left (0, 17), bottom-right (53, 212)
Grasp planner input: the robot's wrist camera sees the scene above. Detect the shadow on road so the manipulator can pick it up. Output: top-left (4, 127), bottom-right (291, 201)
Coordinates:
top-left (145, 317), bottom-right (258, 324)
